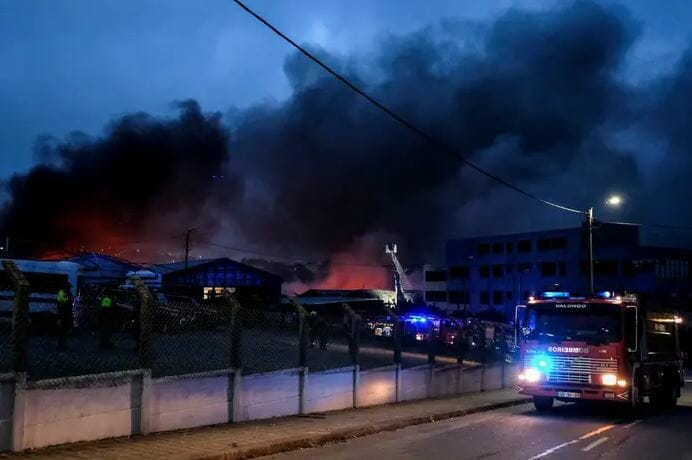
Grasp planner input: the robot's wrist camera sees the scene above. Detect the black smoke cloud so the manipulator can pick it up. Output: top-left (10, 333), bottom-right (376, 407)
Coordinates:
top-left (1, 1), bottom-right (690, 272)
top-left (0, 100), bottom-right (242, 256)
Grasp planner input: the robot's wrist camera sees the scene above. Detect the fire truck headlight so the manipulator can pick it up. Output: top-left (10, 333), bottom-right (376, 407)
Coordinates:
top-left (522, 368), bottom-right (541, 383)
top-left (617, 379), bottom-right (628, 387)
top-left (601, 374), bottom-right (617, 386)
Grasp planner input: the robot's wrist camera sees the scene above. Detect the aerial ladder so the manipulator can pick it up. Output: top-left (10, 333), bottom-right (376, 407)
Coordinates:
top-left (385, 243), bottom-right (413, 309)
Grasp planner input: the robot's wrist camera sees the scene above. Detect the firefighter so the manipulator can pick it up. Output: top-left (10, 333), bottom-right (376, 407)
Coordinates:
top-left (99, 290), bottom-right (114, 349)
top-left (56, 285), bottom-right (73, 351)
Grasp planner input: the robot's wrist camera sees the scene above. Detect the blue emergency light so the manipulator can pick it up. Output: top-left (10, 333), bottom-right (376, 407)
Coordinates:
top-left (541, 291), bottom-right (570, 299)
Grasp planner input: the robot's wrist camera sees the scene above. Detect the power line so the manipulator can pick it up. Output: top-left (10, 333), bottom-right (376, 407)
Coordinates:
top-left (232, 0), bottom-right (584, 216)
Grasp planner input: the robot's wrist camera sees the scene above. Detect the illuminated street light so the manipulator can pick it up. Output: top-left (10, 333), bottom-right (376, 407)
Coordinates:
top-left (606, 195), bottom-right (622, 207)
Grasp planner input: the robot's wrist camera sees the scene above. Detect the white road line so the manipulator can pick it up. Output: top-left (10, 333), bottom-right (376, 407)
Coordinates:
top-left (528, 425), bottom-right (616, 459)
top-left (582, 436), bottom-right (610, 452)
top-left (624, 419), bottom-right (643, 429)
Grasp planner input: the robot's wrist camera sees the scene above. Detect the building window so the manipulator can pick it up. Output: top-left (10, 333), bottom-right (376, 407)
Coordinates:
top-left (506, 242), bottom-right (514, 253)
top-left (493, 291), bottom-right (504, 305)
top-left (537, 237), bottom-right (568, 251)
top-left (558, 262), bottom-right (567, 277)
top-left (477, 243), bottom-right (490, 255)
top-left (517, 239), bottom-right (532, 253)
top-left (425, 270), bottom-right (448, 282)
top-left (492, 242), bottom-right (503, 254)
top-left (540, 262), bottom-right (557, 277)
top-left (426, 291), bottom-right (447, 302)
top-left (480, 291), bottom-right (490, 305)
top-left (505, 291), bottom-right (513, 301)
top-left (492, 265), bottom-right (503, 278)
top-left (480, 265), bottom-right (490, 278)
top-left (505, 264), bottom-right (514, 274)
top-left (655, 259), bottom-right (690, 280)
top-left (448, 290), bottom-right (468, 304)
top-left (518, 262), bottom-right (533, 273)
top-left (449, 266), bottom-right (469, 279)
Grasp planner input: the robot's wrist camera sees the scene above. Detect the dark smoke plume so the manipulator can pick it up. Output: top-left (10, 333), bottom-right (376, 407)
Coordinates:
top-left (2, 1), bottom-right (692, 285)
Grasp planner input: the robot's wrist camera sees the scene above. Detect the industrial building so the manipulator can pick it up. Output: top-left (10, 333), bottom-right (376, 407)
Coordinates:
top-left (150, 257), bottom-right (282, 303)
top-left (424, 224), bottom-right (692, 319)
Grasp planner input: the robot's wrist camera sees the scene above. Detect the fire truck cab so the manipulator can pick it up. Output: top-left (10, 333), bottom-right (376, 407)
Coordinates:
top-left (515, 291), bottom-right (684, 412)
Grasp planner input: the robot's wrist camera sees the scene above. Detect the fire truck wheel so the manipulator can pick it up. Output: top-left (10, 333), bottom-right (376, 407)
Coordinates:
top-left (649, 382), bottom-right (677, 408)
top-left (533, 396), bottom-right (554, 412)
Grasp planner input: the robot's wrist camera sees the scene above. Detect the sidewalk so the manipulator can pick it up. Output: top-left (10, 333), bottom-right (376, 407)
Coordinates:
top-left (1, 389), bottom-right (529, 460)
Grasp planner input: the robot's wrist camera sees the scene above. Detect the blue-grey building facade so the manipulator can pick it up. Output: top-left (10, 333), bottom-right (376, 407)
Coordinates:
top-left (424, 224), bottom-right (692, 319)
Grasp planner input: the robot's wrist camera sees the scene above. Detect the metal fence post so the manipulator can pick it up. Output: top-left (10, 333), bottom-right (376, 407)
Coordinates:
top-left (222, 290), bottom-right (243, 370)
top-left (292, 301), bottom-right (309, 368)
top-left (3, 261), bottom-right (29, 375)
top-left (427, 321), bottom-right (436, 365)
top-left (342, 304), bottom-right (360, 367)
top-left (391, 312), bottom-right (403, 366)
top-left (480, 325), bottom-right (487, 392)
top-left (292, 300), bottom-right (309, 414)
top-left (132, 277), bottom-right (153, 370)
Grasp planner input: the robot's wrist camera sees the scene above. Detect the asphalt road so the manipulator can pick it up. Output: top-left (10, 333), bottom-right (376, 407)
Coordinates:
top-left (264, 387), bottom-right (692, 460)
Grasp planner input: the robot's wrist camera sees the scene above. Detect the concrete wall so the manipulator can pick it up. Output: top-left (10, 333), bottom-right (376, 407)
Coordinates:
top-left (0, 379), bottom-right (13, 452)
top-left (22, 376), bottom-right (139, 450)
top-left (357, 366), bottom-right (397, 407)
top-left (150, 373), bottom-right (230, 433)
top-left (400, 365), bottom-right (431, 402)
top-left (483, 365), bottom-right (504, 391)
top-left (306, 367), bottom-right (354, 413)
top-left (432, 365), bottom-right (462, 398)
top-left (461, 366), bottom-right (483, 393)
top-left (1, 362), bottom-right (516, 452)
top-left (234, 369), bottom-right (301, 422)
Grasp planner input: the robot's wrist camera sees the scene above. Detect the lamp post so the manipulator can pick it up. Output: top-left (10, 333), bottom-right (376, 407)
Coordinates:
top-left (586, 195), bottom-right (622, 295)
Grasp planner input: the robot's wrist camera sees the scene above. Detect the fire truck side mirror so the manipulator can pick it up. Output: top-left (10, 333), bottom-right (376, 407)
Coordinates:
top-left (625, 305), bottom-right (638, 353)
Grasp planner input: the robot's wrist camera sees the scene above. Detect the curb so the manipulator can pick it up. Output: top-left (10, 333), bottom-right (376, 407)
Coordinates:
top-left (202, 397), bottom-right (532, 460)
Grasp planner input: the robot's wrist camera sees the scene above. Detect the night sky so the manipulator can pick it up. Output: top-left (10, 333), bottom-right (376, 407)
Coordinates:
top-left (2, 1), bottom-right (692, 277)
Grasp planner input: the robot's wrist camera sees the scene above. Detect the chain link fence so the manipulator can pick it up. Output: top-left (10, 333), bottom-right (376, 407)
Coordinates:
top-left (27, 288), bottom-right (141, 380)
top-left (0, 260), bottom-right (515, 384)
top-left (150, 295), bottom-right (231, 377)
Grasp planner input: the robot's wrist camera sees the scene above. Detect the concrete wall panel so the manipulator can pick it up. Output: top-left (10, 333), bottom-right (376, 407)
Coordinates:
top-left (462, 367), bottom-right (482, 393)
top-left (306, 369), bottom-right (353, 413)
top-left (400, 365), bottom-right (430, 402)
top-left (23, 382), bottom-right (134, 449)
top-left (484, 365), bottom-right (503, 391)
top-left (432, 365), bottom-right (461, 398)
top-left (235, 370), bottom-right (300, 422)
top-left (150, 375), bottom-right (229, 433)
top-left (357, 367), bottom-right (396, 407)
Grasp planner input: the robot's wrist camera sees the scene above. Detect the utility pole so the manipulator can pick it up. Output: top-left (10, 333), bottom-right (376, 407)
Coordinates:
top-left (184, 226), bottom-right (200, 271)
top-left (586, 207), bottom-right (594, 295)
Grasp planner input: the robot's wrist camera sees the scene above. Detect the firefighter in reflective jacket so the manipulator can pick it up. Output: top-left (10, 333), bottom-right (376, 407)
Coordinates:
top-left (99, 290), bottom-right (114, 349)
top-left (56, 287), bottom-right (72, 350)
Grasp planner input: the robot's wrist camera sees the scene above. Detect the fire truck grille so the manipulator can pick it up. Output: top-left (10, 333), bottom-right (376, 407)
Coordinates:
top-left (525, 356), bottom-right (618, 384)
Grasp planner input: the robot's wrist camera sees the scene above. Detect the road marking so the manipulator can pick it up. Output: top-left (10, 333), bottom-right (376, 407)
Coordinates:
top-left (528, 425), bottom-right (616, 459)
top-left (685, 379), bottom-right (692, 383)
top-left (582, 436), bottom-right (609, 452)
top-left (623, 419), bottom-right (642, 429)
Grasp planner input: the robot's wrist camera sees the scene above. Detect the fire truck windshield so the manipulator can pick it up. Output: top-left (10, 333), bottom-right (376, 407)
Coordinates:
top-left (525, 304), bottom-right (621, 344)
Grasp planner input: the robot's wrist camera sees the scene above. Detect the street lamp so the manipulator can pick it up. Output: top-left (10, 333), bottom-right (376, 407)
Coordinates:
top-left (605, 195), bottom-right (623, 207)
top-left (586, 195), bottom-right (624, 295)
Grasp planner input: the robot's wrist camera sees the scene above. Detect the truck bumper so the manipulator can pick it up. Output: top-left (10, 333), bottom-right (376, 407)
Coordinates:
top-left (518, 384), bottom-right (631, 403)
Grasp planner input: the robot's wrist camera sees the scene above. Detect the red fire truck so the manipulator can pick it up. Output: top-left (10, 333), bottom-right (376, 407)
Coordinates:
top-left (515, 292), bottom-right (684, 412)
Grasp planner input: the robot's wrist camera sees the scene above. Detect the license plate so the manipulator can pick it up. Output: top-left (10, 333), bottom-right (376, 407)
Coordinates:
top-left (557, 391), bottom-right (581, 399)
